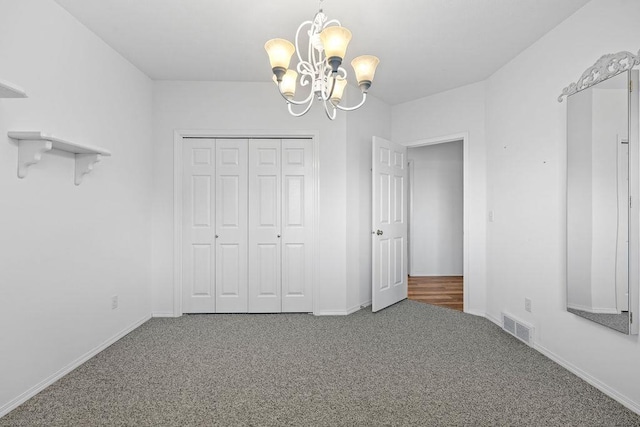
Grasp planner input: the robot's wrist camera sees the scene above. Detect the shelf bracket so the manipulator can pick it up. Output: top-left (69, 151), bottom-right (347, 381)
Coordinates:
top-left (74, 153), bottom-right (102, 186)
top-left (17, 140), bottom-right (53, 178)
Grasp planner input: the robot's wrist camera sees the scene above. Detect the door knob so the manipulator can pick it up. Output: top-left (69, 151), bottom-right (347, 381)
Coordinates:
top-left (376, 229), bottom-right (383, 236)
top-left (215, 234), bottom-right (219, 238)
top-left (277, 234), bottom-right (281, 238)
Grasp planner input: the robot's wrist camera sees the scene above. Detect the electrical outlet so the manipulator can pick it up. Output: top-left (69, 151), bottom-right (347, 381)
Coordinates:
top-left (525, 298), bottom-right (531, 313)
top-left (111, 295), bottom-right (118, 310)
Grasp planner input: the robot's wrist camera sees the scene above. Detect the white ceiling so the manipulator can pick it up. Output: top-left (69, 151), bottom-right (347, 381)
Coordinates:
top-left (54, 0), bottom-right (590, 105)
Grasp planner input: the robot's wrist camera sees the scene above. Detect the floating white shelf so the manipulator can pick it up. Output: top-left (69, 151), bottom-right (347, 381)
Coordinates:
top-left (0, 79), bottom-right (27, 98)
top-left (8, 131), bottom-right (111, 185)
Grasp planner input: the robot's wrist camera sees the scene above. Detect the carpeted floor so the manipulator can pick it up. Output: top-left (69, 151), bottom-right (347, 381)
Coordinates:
top-left (2, 300), bottom-right (639, 426)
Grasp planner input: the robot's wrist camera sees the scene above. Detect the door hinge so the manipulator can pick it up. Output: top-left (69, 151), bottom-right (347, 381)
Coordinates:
top-left (631, 80), bottom-right (633, 93)
top-left (630, 196), bottom-right (633, 208)
top-left (631, 312), bottom-right (633, 323)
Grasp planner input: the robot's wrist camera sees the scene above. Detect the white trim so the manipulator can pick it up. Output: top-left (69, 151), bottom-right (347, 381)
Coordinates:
top-left (465, 308), bottom-right (486, 318)
top-left (409, 273), bottom-right (464, 277)
top-left (152, 312), bottom-right (177, 318)
top-left (484, 311), bottom-right (640, 415)
top-left (485, 312), bottom-right (501, 327)
top-left (534, 343), bottom-right (640, 415)
top-left (315, 310), bottom-right (352, 316)
top-left (346, 304), bottom-right (364, 315)
top-left (0, 314), bottom-right (151, 418)
top-left (173, 129), bottom-right (320, 316)
top-left (359, 300), bottom-right (372, 308)
top-left (173, 131), bottom-right (183, 318)
top-left (402, 132), bottom-right (471, 313)
top-left (408, 159), bottom-right (414, 276)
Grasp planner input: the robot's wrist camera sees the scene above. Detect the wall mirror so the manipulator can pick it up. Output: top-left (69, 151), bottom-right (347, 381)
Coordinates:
top-left (561, 50), bottom-right (640, 334)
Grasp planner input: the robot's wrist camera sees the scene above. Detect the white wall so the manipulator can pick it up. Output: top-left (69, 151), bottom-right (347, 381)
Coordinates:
top-left (152, 81), bottom-right (357, 315)
top-left (0, 0), bottom-right (153, 415)
top-left (345, 86), bottom-right (392, 311)
top-left (408, 141), bottom-right (463, 276)
top-left (485, 0), bottom-right (640, 410)
top-left (392, 81), bottom-right (487, 314)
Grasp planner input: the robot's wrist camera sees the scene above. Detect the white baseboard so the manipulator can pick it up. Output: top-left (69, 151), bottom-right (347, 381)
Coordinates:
top-left (485, 312), bottom-right (501, 327)
top-left (152, 312), bottom-right (179, 318)
top-left (534, 343), bottom-right (640, 415)
top-left (314, 310), bottom-right (350, 316)
top-left (346, 303), bottom-right (365, 315)
top-left (0, 314), bottom-right (151, 418)
top-left (464, 308), bottom-right (486, 317)
top-left (484, 310), bottom-right (639, 415)
top-left (317, 301), bottom-right (372, 316)
top-left (409, 273), bottom-right (463, 277)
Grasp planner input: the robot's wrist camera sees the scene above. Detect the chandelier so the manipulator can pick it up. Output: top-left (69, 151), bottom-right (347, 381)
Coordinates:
top-left (264, 3), bottom-right (380, 120)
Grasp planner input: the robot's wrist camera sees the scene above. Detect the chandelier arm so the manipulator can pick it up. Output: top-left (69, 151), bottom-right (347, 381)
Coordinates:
top-left (322, 19), bottom-right (341, 28)
top-left (334, 93), bottom-right (368, 111)
top-left (319, 75), bottom-right (338, 102)
top-left (276, 82), bottom-right (314, 105)
top-left (287, 99), bottom-right (314, 117)
top-left (323, 99), bottom-right (337, 120)
top-left (295, 20), bottom-right (313, 64)
top-left (319, 66), bottom-right (347, 101)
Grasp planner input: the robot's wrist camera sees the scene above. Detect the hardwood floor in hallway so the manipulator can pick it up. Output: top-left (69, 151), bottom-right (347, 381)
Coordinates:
top-left (408, 276), bottom-right (463, 311)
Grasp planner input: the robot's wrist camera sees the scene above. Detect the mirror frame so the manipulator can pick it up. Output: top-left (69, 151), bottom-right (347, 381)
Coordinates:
top-left (562, 49), bottom-right (640, 335)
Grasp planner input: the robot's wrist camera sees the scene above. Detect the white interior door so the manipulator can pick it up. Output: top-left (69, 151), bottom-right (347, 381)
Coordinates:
top-left (248, 139), bottom-right (282, 312)
top-left (215, 139), bottom-right (248, 313)
top-left (281, 139), bottom-right (314, 312)
top-left (182, 138), bottom-right (216, 313)
top-left (372, 136), bottom-right (408, 312)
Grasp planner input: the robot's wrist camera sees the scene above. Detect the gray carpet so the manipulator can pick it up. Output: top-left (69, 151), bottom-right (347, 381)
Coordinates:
top-left (2, 300), bottom-right (639, 426)
top-left (567, 307), bottom-right (629, 334)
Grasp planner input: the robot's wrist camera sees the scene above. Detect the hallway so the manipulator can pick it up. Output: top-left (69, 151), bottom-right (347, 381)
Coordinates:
top-left (408, 276), bottom-right (463, 311)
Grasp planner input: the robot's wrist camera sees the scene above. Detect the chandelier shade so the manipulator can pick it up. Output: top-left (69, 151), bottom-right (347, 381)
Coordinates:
top-left (351, 55), bottom-right (380, 91)
top-left (264, 38), bottom-right (295, 80)
top-left (319, 26), bottom-right (352, 71)
top-left (264, 4), bottom-right (379, 120)
top-left (275, 69), bottom-right (298, 99)
top-left (330, 78), bottom-right (348, 104)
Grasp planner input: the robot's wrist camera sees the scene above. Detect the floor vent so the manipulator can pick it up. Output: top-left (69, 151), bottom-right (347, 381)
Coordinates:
top-left (501, 313), bottom-right (534, 346)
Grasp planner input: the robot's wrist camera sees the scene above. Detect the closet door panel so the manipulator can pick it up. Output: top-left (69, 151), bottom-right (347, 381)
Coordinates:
top-left (248, 140), bottom-right (282, 312)
top-left (215, 139), bottom-right (248, 312)
top-left (182, 139), bottom-right (216, 313)
top-left (281, 139), bottom-right (313, 312)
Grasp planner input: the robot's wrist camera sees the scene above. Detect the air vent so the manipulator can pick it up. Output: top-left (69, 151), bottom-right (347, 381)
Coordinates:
top-left (502, 312), bottom-right (534, 346)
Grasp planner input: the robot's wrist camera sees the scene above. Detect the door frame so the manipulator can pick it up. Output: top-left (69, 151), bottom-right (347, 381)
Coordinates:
top-left (403, 132), bottom-right (470, 312)
top-left (172, 129), bottom-right (320, 317)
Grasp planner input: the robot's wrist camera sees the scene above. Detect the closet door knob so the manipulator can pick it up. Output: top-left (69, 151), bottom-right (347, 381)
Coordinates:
top-left (215, 234), bottom-right (219, 238)
top-left (277, 234), bottom-right (281, 238)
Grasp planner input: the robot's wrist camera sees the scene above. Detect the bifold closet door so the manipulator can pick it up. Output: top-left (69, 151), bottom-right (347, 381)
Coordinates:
top-left (281, 139), bottom-right (313, 312)
top-left (248, 139), bottom-right (313, 313)
top-left (182, 139), bottom-right (216, 313)
top-left (215, 139), bottom-right (248, 313)
top-left (248, 139), bottom-right (282, 312)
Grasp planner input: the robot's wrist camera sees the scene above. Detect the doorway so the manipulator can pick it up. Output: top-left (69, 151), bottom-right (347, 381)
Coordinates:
top-left (407, 139), bottom-right (464, 311)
